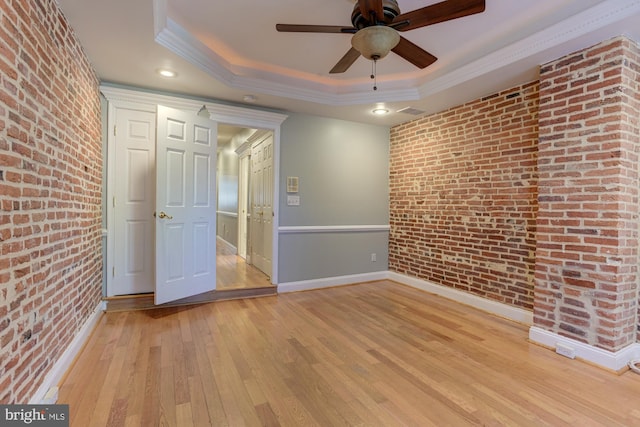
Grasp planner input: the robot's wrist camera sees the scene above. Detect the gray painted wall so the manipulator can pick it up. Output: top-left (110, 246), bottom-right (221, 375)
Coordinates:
top-left (278, 113), bottom-right (390, 283)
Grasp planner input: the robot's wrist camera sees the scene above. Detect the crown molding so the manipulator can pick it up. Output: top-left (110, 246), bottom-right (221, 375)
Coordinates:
top-left (417, 0), bottom-right (640, 99)
top-left (152, 0), bottom-right (640, 107)
top-left (152, 0), bottom-right (422, 106)
top-left (99, 85), bottom-right (288, 128)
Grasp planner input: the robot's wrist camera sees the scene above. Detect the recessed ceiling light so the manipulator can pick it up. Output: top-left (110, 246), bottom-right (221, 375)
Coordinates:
top-left (157, 68), bottom-right (177, 78)
top-left (372, 108), bottom-right (389, 115)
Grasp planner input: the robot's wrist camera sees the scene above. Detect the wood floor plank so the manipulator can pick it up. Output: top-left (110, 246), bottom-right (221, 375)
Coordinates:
top-left (175, 402), bottom-right (194, 427)
top-left (58, 280), bottom-right (640, 426)
top-left (187, 376), bottom-right (215, 427)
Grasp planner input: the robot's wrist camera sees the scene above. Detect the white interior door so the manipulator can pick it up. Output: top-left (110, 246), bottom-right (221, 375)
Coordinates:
top-left (250, 134), bottom-right (273, 277)
top-left (111, 108), bottom-right (156, 296)
top-left (155, 105), bottom-right (217, 305)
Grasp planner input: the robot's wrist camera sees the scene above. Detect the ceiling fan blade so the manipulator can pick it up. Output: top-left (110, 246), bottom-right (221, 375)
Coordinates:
top-left (394, 0), bottom-right (485, 31)
top-left (329, 48), bottom-right (361, 74)
top-left (392, 37), bottom-right (437, 69)
top-left (357, 0), bottom-right (384, 23)
top-left (276, 24), bottom-right (357, 34)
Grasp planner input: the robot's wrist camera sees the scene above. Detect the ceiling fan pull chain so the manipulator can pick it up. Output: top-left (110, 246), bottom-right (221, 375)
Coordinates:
top-left (372, 57), bottom-right (378, 91)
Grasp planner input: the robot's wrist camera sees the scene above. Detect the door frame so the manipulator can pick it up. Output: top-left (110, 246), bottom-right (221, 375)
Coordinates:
top-left (102, 85), bottom-right (287, 294)
top-left (236, 143), bottom-right (251, 260)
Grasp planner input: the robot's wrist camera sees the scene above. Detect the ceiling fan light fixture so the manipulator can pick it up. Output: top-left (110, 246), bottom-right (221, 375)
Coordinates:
top-left (351, 25), bottom-right (399, 60)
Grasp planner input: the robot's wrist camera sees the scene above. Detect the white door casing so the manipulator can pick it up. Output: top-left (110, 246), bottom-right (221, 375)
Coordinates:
top-left (237, 151), bottom-right (250, 259)
top-left (155, 105), bottom-right (217, 304)
top-left (111, 108), bottom-right (156, 296)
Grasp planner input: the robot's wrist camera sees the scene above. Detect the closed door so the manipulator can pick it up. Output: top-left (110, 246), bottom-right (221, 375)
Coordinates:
top-left (155, 105), bottom-right (217, 304)
top-left (250, 134), bottom-right (273, 277)
top-left (111, 108), bottom-right (156, 296)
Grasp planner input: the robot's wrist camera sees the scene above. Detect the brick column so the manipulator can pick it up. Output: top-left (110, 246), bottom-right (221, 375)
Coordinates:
top-left (535, 37), bottom-right (640, 352)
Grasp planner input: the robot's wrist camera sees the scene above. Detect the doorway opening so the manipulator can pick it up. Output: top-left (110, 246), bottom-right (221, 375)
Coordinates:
top-left (216, 125), bottom-right (274, 291)
top-left (102, 86), bottom-right (287, 307)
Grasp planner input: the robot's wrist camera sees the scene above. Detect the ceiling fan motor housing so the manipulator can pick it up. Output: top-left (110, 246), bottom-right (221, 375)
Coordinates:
top-left (351, 0), bottom-right (400, 29)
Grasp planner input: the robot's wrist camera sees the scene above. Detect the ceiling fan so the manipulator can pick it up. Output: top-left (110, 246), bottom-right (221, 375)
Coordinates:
top-left (276, 0), bottom-right (486, 74)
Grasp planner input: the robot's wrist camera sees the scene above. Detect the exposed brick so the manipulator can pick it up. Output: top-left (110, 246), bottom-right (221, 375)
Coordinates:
top-left (0, 0), bottom-right (101, 403)
top-left (535, 37), bottom-right (640, 351)
top-left (390, 36), bottom-right (640, 354)
top-left (389, 83), bottom-right (539, 310)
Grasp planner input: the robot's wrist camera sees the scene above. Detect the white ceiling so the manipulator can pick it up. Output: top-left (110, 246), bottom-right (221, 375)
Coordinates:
top-left (57, 0), bottom-right (640, 127)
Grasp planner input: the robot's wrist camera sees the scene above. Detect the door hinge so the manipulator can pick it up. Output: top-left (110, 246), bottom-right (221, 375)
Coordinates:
top-left (113, 125), bottom-right (117, 136)
top-left (112, 266), bottom-right (115, 277)
top-left (113, 196), bottom-right (116, 208)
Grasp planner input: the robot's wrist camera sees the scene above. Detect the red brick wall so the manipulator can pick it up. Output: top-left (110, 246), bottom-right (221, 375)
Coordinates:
top-left (536, 37), bottom-right (640, 351)
top-left (389, 82), bottom-right (539, 310)
top-left (0, 0), bottom-right (102, 402)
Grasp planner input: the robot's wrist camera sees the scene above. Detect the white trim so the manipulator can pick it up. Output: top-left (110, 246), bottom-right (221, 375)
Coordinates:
top-left (418, 0), bottom-right (640, 100)
top-left (278, 271), bottom-right (389, 293)
top-left (278, 225), bottom-right (390, 234)
top-left (279, 270), bottom-right (533, 325)
top-left (100, 85), bottom-right (288, 128)
top-left (216, 235), bottom-right (237, 255)
top-left (152, 0), bottom-right (640, 106)
top-left (529, 327), bottom-right (640, 373)
top-left (387, 271), bottom-right (533, 325)
top-left (153, 9), bottom-right (420, 105)
top-left (30, 302), bottom-right (104, 404)
top-left (235, 140), bottom-right (252, 156)
top-left (104, 99), bottom-right (117, 297)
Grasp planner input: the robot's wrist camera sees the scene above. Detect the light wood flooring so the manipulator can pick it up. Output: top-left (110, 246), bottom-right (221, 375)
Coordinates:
top-left (58, 280), bottom-right (640, 426)
top-left (216, 239), bottom-right (272, 291)
top-left (104, 240), bottom-right (274, 311)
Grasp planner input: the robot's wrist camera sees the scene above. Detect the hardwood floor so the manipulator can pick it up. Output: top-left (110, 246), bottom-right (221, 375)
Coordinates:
top-left (58, 281), bottom-right (640, 426)
top-left (103, 241), bottom-right (273, 311)
top-left (216, 239), bottom-right (271, 291)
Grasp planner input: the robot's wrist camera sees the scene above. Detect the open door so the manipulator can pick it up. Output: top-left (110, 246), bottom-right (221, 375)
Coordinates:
top-left (155, 105), bottom-right (217, 305)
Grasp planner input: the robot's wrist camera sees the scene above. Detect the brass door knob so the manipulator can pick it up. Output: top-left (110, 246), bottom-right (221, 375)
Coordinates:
top-left (157, 211), bottom-right (173, 219)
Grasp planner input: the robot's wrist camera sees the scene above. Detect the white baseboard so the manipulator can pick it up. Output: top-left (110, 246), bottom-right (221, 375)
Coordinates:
top-left (279, 270), bottom-right (533, 326)
top-left (529, 326), bottom-right (640, 373)
top-left (216, 236), bottom-right (237, 254)
top-left (30, 301), bottom-right (104, 404)
top-left (387, 271), bottom-right (533, 325)
top-left (278, 271), bottom-right (389, 293)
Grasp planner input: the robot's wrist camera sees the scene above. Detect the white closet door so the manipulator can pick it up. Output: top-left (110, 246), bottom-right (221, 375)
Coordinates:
top-left (111, 108), bottom-right (156, 296)
top-left (250, 134), bottom-right (273, 277)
